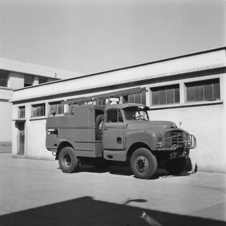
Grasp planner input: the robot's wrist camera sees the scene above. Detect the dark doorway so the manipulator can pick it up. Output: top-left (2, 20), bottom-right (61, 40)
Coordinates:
top-left (17, 122), bottom-right (25, 155)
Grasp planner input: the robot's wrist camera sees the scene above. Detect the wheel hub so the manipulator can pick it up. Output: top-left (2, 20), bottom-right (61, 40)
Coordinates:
top-left (63, 154), bottom-right (72, 166)
top-left (135, 156), bottom-right (149, 173)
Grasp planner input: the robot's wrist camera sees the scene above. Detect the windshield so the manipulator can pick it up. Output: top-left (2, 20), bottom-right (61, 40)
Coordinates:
top-left (124, 107), bottom-right (149, 121)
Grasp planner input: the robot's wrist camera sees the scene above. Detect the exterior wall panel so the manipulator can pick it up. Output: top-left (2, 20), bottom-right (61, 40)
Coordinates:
top-left (9, 72), bottom-right (24, 89)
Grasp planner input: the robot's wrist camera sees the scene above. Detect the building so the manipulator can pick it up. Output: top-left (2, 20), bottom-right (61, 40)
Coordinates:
top-left (10, 47), bottom-right (226, 173)
top-left (0, 58), bottom-right (82, 152)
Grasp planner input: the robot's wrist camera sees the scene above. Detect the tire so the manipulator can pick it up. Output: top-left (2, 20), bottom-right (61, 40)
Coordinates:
top-left (93, 158), bottom-right (111, 169)
top-left (58, 147), bottom-right (79, 173)
top-left (184, 157), bottom-right (192, 171)
top-left (164, 157), bottom-right (187, 175)
top-left (96, 114), bottom-right (104, 140)
top-left (131, 148), bottom-right (157, 179)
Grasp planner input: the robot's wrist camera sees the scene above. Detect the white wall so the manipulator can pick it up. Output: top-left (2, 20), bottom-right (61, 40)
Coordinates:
top-left (0, 88), bottom-right (12, 151)
top-left (148, 103), bottom-right (225, 173)
top-left (0, 57), bottom-right (82, 79)
top-left (9, 72), bottom-right (24, 89)
top-left (26, 119), bottom-right (54, 160)
top-left (0, 101), bottom-right (12, 144)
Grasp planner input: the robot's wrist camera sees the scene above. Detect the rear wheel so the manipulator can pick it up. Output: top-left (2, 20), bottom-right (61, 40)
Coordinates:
top-left (131, 148), bottom-right (157, 179)
top-left (58, 147), bottom-right (79, 173)
top-left (164, 157), bottom-right (187, 175)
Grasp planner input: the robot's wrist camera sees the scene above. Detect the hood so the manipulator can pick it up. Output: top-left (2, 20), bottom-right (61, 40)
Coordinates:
top-left (127, 120), bottom-right (177, 130)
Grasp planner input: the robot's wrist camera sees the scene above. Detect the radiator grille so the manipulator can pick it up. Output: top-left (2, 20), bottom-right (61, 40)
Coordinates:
top-left (163, 131), bottom-right (184, 148)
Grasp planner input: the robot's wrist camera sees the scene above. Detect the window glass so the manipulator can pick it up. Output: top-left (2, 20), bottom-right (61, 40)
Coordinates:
top-left (159, 89), bottom-right (166, 105)
top-left (166, 89), bottom-right (174, 104)
top-left (134, 93), bottom-right (140, 104)
top-left (152, 91), bottom-right (159, 105)
top-left (174, 87), bottom-right (180, 103)
top-left (0, 71), bottom-right (8, 87)
top-left (49, 102), bottom-right (64, 115)
top-left (214, 82), bottom-right (220, 100)
top-left (24, 75), bottom-right (34, 87)
top-left (204, 83), bottom-right (212, 101)
top-left (32, 104), bottom-right (45, 117)
top-left (39, 77), bottom-right (49, 84)
top-left (123, 91), bottom-right (146, 104)
top-left (128, 95), bottom-right (134, 103)
top-left (107, 110), bottom-right (117, 123)
top-left (118, 110), bottom-right (123, 122)
top-left (141, 92), bottom-right (146, 105)
top-left (195, 85), bottom-right (203, 101)
top-left (187, 85), bottom-right (195, 102)
top-left (124, 106), bottom-right (149, 121)
top-left (186, 79), bottom-right (220, 102)
top-left (18, 106), bottom-right (25, 118)
top-left (106, 110), bottom-right (123, 123)
top-left (151, 85), bottom-right (179, 105)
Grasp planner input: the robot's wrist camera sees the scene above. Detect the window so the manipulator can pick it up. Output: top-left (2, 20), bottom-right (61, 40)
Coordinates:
top-left (186, 79), bottom-right (220, 102)
top-left (18, 106), bottom-right (25, 118)
top-left (39, 77), bottom-right (49, 84)
top-left (107, 110), bottom-right (123, 123)
top-left (32, 104), bottom-right (45, 117)
top-left (24, 75), bottom-right (34, 87)
top-left (124, 106), bottom-right (149, 121)
top-left (97, 98), bottom-right (107, 105)
top-left (151, 85), bottom-right (179, 105)
top-left (123, 92), bottom-right (146, 105)
top-left (0, 70), bottom-right (8, 87)
top-left (49, 102), bottom-right (64, 115)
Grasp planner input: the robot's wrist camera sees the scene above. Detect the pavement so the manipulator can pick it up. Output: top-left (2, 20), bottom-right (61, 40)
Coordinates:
top-left (0, 153), bottom-right (225, 226)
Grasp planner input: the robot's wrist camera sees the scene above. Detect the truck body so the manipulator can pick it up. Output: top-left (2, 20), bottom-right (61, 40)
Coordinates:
top-left (46, 103), bottom-right (196, 179)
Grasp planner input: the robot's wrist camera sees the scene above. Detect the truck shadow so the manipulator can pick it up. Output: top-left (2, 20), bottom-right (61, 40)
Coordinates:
top-left (0, 196), bottom-right (225, 226)
top-left (77, 164), bottom-right (194, 180)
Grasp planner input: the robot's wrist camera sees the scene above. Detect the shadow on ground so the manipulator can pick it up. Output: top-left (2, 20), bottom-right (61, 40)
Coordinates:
top-left (75, 163), bottom-right (194, 180)
top-left (0, 196), bottom-right (225, 226)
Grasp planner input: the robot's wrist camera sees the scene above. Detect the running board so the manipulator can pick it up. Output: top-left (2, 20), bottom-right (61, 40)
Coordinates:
top-left (103, 150), bottom-right (126, 161)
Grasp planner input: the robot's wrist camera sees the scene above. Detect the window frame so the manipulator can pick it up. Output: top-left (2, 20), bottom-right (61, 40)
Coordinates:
top-left (106, 109), bottom-right (123, 123)
top-left (24, 74), bottom-right (34, 87)
top-left (18, 106), bottom-right (25, 119)
top-left (31, 103), bottom-right (46, 118)
top-left (151, 84), bottom-right (180, 106)
top-left (0, 70), bottom-right (9, 87)
top-left (48, 101), bottom-right (64, 116)
top-left (39, 77), bottom-right (49, 84)
top-left (185, 78), bottom-right (220, 103)
top-left (122, 92), bottom-right (146, 105)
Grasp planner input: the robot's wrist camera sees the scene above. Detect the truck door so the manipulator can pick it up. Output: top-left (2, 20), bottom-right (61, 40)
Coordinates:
top-left (103, 109), bottom-right (125, 150)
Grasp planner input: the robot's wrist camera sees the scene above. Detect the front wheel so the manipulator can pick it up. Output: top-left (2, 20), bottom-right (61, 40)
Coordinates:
top-left (131, 148), bottom-right (157, 179)
top-left (58, 147), bottom-right (79, 173)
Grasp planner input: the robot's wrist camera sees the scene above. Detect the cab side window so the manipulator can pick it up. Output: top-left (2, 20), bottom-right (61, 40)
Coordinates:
top-left (107, 110), bottom-right (123, 123)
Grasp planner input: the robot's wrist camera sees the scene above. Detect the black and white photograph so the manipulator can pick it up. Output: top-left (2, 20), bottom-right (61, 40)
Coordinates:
top-left (0, 0), bottom-right (225, 225)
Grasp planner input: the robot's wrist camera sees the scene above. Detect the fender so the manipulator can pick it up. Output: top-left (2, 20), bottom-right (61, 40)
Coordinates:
top-left (125, 130), bottom-right (157, 152)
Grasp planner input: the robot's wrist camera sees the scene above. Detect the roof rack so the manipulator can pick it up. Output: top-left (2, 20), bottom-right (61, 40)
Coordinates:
top-left (62, 87), bottom-right (146, 105)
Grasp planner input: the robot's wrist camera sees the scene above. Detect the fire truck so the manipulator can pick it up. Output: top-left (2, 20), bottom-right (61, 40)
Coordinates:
top-left (46, 87), bottom-right (196, 179)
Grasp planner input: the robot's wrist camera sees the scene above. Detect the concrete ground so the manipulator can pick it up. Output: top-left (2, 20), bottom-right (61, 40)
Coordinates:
top-left (0, 153), bottom-right (225, 226)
